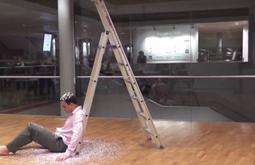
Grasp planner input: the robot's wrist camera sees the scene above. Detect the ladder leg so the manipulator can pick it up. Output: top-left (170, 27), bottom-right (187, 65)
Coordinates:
top-left (82, 31), bottom-right (109, 135)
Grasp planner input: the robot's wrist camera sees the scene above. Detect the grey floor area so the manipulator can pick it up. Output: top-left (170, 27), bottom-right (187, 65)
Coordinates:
top-left (17, 93), bottom-right (231, 122)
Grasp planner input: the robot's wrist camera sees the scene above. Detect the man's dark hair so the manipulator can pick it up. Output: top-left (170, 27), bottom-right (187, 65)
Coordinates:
top-left (60, 92), bottom-right (77, 104)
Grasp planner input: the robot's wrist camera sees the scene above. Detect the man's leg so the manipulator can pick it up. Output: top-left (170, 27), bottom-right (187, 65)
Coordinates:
top-left (6, 122), bottom-right (67, 153)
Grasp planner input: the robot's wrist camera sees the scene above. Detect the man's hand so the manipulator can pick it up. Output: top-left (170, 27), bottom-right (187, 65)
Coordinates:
top-left (56, 153), bottom-right (70, 161)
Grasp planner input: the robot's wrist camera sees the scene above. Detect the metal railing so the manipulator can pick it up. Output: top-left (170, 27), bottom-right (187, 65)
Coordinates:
top-left (0, 75), bottom-right (255, 79)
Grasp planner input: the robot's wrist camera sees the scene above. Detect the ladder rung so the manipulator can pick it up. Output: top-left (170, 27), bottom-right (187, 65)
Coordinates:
top-left (124, 78), bottom-right (136, 85)
top-left (131, 96), bottom-right (144, 104)
top-left (117, 59), bottom-right (129, 66)
top-left (124, 78), bottom-right (131, 83)
top-left (111, 44), bottom-right (121, 49)
top-left (144, 128), bottom-right (156, 137)
top-left (118, 62), bottom-right (128, 66)
top-left (138, 112), bottom-right (150, 120)
top-left (131, 95), bottom-right (139, 100)
top-left (98, 45), bottom-right (106, 49)
top-left (90, 79), bottom-right (97, 83)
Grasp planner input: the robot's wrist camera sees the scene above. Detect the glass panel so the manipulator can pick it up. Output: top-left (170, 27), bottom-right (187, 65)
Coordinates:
top-left (76, 78), bottom-right (255, 122)
top-left (0, 1), bottom-right (59, 76)
top-left (0, 1), bottom-right (59, 115)
top-left (0, 79), bottom-right (60, 116)
top-left (74, 0), bottom-right (103, 76)
top-left (74, 1), bottom-right (251, 77)
top-left (198, 21), bottom-right (248, 63)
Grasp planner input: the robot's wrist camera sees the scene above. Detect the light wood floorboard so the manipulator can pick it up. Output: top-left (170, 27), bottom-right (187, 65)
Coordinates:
top-left (0, 114), bottom-right (255, 165)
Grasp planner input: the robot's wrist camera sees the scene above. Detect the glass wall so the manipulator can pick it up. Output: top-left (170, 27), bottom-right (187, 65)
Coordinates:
top-left (1, 0), bottom-right (255, 121)
top-left (74, 0), bottom-right (255, 122)
top-left (0, 1), bottom-right (60, 114)
top-left (76, 78), bottom-right (255, 122)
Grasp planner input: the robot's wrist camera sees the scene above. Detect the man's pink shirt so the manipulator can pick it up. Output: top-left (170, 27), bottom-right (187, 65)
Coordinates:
top-left (55, 106), bottom-right (85, 157)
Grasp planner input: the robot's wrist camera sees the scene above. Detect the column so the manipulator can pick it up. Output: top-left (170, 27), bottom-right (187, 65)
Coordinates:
top-left (58, 0), bottom-right (75, 116)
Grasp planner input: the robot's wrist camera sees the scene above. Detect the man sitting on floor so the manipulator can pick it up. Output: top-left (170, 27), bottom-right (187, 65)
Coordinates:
top-left (0, 92), bottom-right (85, 161)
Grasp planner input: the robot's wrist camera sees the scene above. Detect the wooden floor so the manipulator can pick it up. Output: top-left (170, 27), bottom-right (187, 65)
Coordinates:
top-left (0, 114), bottom-right (255, 165)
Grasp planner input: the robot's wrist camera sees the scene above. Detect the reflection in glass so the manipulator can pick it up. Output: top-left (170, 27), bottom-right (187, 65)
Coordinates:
top-left (82, 42), bottom-right (87, 57)
top-left (198, 21), bottom-right (248, 63)
top-left (43, 33), bottom-right (53, 52)
top-left (0, 2), bottom-right (59, 76)
top-left (0, 79), bottom-right (60, 115)
top-left (76, 78), bottom-right (255, 122)
top-left (135, 25), bottom-right (198, 63)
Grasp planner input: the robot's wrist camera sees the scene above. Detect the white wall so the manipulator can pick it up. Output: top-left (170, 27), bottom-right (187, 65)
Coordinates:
top-left (133, 24), bottom-right (198, 63)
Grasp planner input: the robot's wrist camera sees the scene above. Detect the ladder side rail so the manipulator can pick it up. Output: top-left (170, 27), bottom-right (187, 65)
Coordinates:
top-left (94, 0), bottom-right (134, 77)
top-left (78, 32), bottom-right (108, 153)
top-left (95, 0), bottom-right (162, 146)
top-left (93, 0), bottom-right (163, 148)
top-left (108, 35), bottom-right (149, 131)
top-left (95, 0), bottom-right (146, 109)
top-left (95, 0), bottom-right (160, 138)
top-left (94, 0), bottom-right (150, 110)
top-left (83, 32), bottom-right (108, 120)
top-left (107, 29), bottom-right (162, 143)
top-left (107, 35), bottom-right (148, 111)
top-left (108, 35), bottom-right (162, 147)
top-left (94, 1), bottom-right (146, 117)
top-left (103, 17), bottom-right (163, 146)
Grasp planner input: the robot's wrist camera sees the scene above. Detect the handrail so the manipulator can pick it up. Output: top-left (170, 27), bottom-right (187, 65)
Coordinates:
top-left (0, 76), bottom-right (60, 79)
top-left (1, 75), bottom-right (255, 79)
top-left (77, 75), bottom-right (255, 79)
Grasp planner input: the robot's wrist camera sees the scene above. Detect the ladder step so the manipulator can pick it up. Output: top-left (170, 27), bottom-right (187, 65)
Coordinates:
top-left (131, 96), bottom-right (145, 104)
top-left (90, 79), bottom-right (97, 83)
top-left (138, 112), bottom-right (150, 120)
top-left (124, 78), bottom-right (131, 83)
top-left (98, 45), bottom-right (106, 49)
top-left (124, 78), bottom-right (137, 85)
top-left (131, 95), bottom-right (139, 100)
top-left (144, 128), bottom-right (156, 137)
top-left (118, 62), bottom-right (128, 66)
top-left (111, 45), bottom-right (120, 49)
